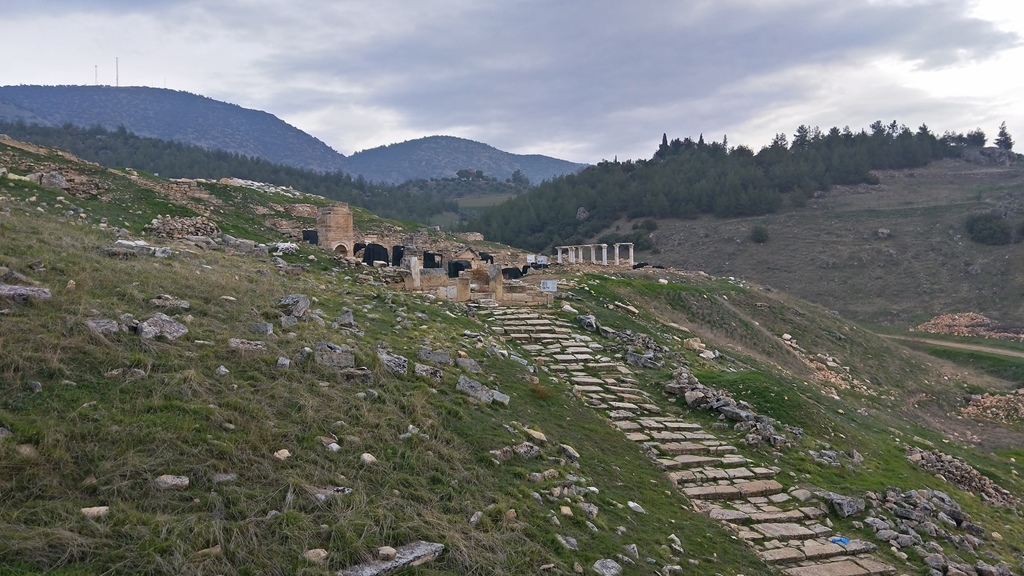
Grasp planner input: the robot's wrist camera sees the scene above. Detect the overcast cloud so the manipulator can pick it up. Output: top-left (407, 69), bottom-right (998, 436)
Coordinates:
top-left (2, 0), bottom-right (1022, 163)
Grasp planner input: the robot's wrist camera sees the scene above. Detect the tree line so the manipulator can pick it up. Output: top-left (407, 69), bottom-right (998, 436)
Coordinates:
top-left (0, 121), bottom-right (527, 222)
top-left (469, 121), bottom-right (1016, 252)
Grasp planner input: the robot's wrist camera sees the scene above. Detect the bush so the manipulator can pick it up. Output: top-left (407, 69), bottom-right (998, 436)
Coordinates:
top-left (750, 225), bottom-right (769, 244)
top-left (964, 213), bottom-right (1011, 245)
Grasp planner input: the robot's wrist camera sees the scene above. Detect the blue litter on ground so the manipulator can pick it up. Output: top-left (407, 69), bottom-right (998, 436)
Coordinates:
top-left (829, 536), bottom-right (851, 545)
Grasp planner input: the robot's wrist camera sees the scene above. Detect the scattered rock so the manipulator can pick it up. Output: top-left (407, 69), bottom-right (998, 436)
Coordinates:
top-left (557, 534), bottom-right (579, 550)
top-left (228, 338), bottom-right (267, 353)
top-left (592, 558), bottom-right (623, 576)
top-left (80, 506), bottom-right (110, 518)
top-left (455, 357), bottom-right (481, 373)
top-left (149, 294), bottom-right (190, 310)
top-left (154, 474), bottom-right (189, 490)
top-left (252, 322), bottom-right (274, 336)
top-left (377, 348), bottom-right (409, 375)
top-left (302, 549), bottom-right (328, 563)
top-left (86, 318), bottom-right (122, 335)
top-left (315, 341), bottom-right (354, 369)
top-left (273, 449), bottom-right (291, 460)
top-left (456, 375), bottom-right (509, 405)
top-left (361, 453), bottom-right (378, 464)
top-left (414, 363), bottom-right (444, 382)
top-left (137, 313), bottom-right (188, 340)
top-left (0, 282), bottom-right (52, 303)
top-left (337, 541), bottom-right (444, 576)
top-left (277, 294), bottom-right (310, 317)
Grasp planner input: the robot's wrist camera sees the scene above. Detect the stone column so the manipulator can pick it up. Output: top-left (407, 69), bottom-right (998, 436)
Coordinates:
top-left (408, 256), bottom-right (421, 289)
top-left (590, 245), bottom-right (597, 264)
top-left (628, 244), bottom-right (634, 267)
top-left (488, 263), bottom-right (503, 300)
top-left (601, 244), bottom-right (608, 265)
top-left (613, 243), bottom-right (620, 266)
top-left (556, 247), bottom-right (563, 264)
top-left (456, 277), bottom-right (471, 302)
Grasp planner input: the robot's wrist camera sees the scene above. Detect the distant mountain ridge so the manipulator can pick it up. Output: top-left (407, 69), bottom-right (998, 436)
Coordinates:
top-left (0, 85), bottom-right (587, 184)
top-left (346, 135), bottom-right (589, 184)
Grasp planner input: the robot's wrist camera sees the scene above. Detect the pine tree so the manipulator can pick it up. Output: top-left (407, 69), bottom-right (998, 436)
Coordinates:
top-left (995, 122), bottom-right (1014, 151)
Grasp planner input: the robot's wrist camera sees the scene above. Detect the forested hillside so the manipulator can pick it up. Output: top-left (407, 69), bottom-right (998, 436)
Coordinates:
top-left (471, 121), bottom-right (1011, 251)
top-left (0, 86), bottom-right (589, 185)
top-left (346, 136), bottom-right (588, 184)
top-left (0, 85), bottom-right (345, 172)
top-left (0, 121), bottom-right (463, 222)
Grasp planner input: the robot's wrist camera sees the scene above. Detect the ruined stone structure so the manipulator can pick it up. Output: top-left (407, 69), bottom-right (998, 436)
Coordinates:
top-left (316, 203), bottom-right (355, 256)
top-left (554, 243), bottom-right (633, 267)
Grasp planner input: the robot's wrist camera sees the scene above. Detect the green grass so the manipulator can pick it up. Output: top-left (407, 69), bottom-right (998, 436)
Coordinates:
top-left (455, 194), bottom-right (516, 208)
top-left (3, 141), bottom-right (1024, 574)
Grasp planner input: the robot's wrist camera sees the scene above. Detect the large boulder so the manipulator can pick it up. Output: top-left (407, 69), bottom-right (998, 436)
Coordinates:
top-left (316, 342), bottom-right (354, 370)
top-left (137, 313), bottom-right (188, 340)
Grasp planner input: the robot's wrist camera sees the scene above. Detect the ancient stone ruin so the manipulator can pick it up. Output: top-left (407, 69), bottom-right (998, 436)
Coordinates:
top-left (316, 202), bottom-right (355, 256)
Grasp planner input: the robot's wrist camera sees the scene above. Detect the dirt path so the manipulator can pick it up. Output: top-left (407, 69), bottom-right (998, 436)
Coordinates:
top-left (884, 334), bottom-right (1024, 360)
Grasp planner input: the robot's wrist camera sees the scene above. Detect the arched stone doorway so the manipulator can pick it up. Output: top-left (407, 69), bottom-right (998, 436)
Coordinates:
top-left (333, 243), bottom-right (350, 257)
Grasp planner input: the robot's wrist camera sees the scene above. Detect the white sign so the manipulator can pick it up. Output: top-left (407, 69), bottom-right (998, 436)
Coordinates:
top-left (540, 280), bottom-right (558, 293)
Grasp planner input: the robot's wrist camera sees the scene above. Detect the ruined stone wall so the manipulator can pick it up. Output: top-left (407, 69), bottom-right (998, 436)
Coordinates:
top-left (316, 203), bottom-right (355, 256)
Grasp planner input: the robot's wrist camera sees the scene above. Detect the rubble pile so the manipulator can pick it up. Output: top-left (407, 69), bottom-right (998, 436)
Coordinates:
top-left (863, 486), bottom-right (1018, 572)
top-left (913, 313), bottom-right (1024, 341)
top-left (906, 446), bottom-right (1019, 507)
top-left (663, 366), bottom-right (802, 449)
top-left (961, 393), bottom-right (1024, 423)
top-left (144, 216), bottom-right (220, 239)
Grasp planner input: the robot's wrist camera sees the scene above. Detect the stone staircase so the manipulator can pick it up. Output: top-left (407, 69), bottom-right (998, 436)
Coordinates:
top-left (482, 307), bottom-right (899, 576)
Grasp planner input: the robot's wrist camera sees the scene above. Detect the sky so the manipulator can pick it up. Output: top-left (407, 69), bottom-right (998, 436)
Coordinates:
top-left (2, 0), bottom-right (1022, 164)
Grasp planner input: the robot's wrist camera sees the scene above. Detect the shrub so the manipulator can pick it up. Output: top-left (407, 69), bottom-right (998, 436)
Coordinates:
top-left (750, 225), bottom-right (769, 244)
top-left (964, 213), bottom-right (1011, 245)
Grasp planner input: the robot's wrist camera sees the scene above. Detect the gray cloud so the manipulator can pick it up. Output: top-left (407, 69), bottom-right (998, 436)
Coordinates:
top-left (2, 0), bottom-right (1020, 162)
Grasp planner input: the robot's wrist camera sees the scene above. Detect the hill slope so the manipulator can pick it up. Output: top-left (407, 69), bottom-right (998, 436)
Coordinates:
top-left (627, 159), bottom-right (1024, 327)
top-left (347, 136), bottom-right (588, 184)
top-left (0, 85), bottom-right (345, 172)
top-left (1, 138), bottom-right (1023, 575)
top-left (0, 85), bottom-right (588, 184)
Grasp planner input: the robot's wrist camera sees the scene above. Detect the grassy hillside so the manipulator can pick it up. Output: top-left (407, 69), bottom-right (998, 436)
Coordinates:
top-left (621, 159), bottom-right (1024, 328)
top-left (2, 139), bottom-right (1023, 575)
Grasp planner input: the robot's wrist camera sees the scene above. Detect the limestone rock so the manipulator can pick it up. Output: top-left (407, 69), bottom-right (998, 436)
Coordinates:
top-left (315, 341), bottom-right (354, 369)
top-left (278, 294), bottom-right (310, 317)
top-left (826, 492), bottom-right (865, 517)
top-left (252, 322), bottom-right (274, 336)
top-left (149, 294), bottom-right (190, 309)
top-left (302, 549), bottom-right (328, 563)
top-left (337, 541), bottom-right (444, 576)
top-left (228, 338), bottom-right (267, 353)
top-left (557, 534), bottom-right (578, 550)
top-left (86, 318), bottom-right (122, 335)
top-left (81, 506), bottom-right (110, 518)
top-left (414, 363), bottom-right (444, 382)
top-left (154, 474), bottom-right (189, 490)
top-left (456, 375), bottom-right (509, 405)
top-left (592, 558), bottom-right (622, 576)
top-left (418, 347), bottom-right (453, 365)
top-left (377, 348), bottom-right (408, 375)
top-left (455, 357), bottom-right (481, 373)
top-left (0, 283), bottom-right (52, 303)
